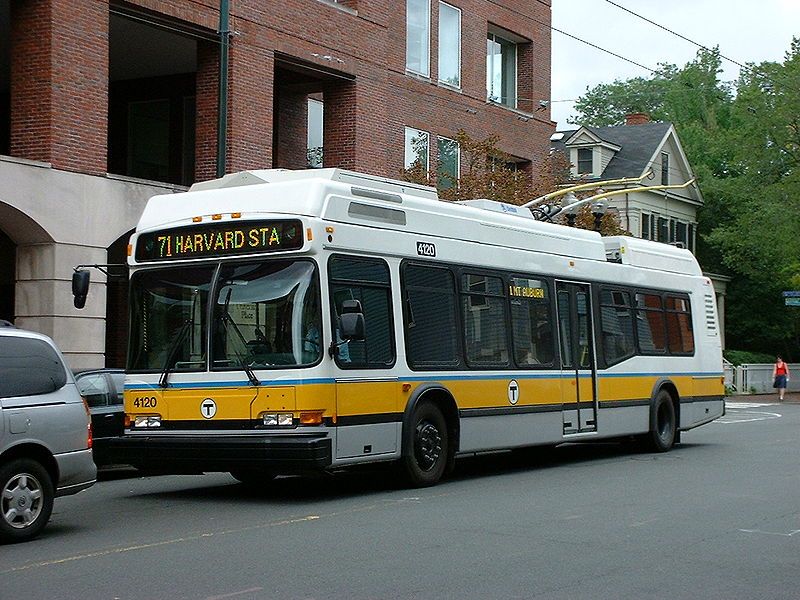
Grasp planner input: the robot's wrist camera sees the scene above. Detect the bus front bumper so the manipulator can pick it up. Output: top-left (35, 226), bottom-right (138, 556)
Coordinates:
top-left (107, 432), bottom-right (332, 474)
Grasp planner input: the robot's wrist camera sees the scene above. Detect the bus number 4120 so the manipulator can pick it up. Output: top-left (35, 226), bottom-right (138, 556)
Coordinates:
top-left (416, 241), bottom-right (436, 257)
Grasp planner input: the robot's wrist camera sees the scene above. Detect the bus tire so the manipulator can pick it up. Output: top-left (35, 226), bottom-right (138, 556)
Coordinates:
top-left (0, 458), bottom-right (54, 544)
top-left (230, 469), bottom-right (276, 487)
top-left (402, 401), bottom-right (448, 487)
top-left (645, 390), bottom-right (676, 452)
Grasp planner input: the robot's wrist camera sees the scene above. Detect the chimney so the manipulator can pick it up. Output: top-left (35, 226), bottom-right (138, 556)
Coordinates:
top-left (625, 113), bottom-right (650, 126)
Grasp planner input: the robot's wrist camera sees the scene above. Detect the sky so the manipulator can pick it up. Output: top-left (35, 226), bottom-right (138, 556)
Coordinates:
top-left (550, 0), bottom-right (800, 130)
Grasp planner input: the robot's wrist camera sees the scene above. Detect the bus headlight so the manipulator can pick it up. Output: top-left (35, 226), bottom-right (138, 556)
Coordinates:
top-left (133, 415), bottom-right (162, 428)
top-left (260, 412), bottom-right (294, 427)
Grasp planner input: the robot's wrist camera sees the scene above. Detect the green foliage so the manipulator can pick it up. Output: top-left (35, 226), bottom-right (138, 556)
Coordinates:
top-left (572, 42), bottom-right (800, 359)
top-left (723, 349), bottom-right (776, 365)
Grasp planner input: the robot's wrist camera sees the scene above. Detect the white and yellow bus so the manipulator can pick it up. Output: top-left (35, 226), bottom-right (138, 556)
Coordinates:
top-left (100, 168), bottom-right (725, 486)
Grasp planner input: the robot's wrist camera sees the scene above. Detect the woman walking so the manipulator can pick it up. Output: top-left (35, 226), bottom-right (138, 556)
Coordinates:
top-left (772, 356), bottom-right (790, 401)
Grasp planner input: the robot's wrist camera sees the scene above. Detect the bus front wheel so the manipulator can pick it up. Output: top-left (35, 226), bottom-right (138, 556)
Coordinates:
top-left (645, 390), bottom-right (677, 452)
top-left (402, 402), bottom-right (448, 487)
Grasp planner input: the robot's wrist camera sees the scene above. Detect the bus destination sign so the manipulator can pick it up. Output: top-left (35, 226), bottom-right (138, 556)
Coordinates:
top-left (509, 277), bottom-right (546, 299)
top-left (135, 219), bottom-right (304, 261)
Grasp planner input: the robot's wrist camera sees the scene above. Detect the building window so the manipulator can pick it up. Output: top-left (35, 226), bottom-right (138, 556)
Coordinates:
top-left (406, 0), bottom-right (430, 76)
top-left (577, 148), bottom-right (593, 175)
top-left (127, 99), bottom-right (170, 182)
top-left (404, 127), bottom-right (429, 171)
top-left (486, 31), bottom-right (517, 108)
top-left (307, 99), bottom-right (323, 168)
top-left (661, 152), bottom-right (669, 185)
top-left (641, 213), bottom-right (651, 240)
top-left (438, 2), bottom-right (461, 88)
top-left (437, 136), bottom-right (459, 190)
top-left (658, 216), bottom-right (668, 242)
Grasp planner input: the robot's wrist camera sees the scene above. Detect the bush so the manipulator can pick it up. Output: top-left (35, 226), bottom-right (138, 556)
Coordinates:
top-left (723, 349), bottom-right (775, 365)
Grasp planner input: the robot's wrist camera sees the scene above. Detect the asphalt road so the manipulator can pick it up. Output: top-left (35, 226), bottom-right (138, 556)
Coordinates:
top-left (1, 400), bottom-right (798, 600)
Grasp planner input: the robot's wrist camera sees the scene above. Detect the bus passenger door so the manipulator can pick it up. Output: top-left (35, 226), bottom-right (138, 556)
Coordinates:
top-left (556, 281), bottom-right (598, 434)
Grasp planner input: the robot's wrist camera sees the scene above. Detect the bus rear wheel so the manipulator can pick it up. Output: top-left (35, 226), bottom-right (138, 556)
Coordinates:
top-left (644, 390), bottom-right (676, 452)
top-left (402, 402), bottom-right (448, 487)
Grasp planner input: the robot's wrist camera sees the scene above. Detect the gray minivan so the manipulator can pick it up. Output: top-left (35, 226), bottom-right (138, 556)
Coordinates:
top-left (0, 324), bottom-right (97, 543)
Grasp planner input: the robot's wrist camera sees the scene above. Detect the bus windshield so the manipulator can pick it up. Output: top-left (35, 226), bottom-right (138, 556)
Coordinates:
top-left (128, 259), bottom-right (322, 373)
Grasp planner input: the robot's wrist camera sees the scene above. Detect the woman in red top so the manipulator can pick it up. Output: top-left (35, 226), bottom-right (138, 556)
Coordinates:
top-left (772, 356), bottom-right (790, 401)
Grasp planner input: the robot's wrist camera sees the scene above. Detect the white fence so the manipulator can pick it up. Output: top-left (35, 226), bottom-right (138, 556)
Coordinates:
top-left (723, 362), bottom-right (800, 395)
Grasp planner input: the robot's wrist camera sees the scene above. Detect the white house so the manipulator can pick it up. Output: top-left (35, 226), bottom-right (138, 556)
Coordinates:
top-left (551, 113), bottom-right (730, 346)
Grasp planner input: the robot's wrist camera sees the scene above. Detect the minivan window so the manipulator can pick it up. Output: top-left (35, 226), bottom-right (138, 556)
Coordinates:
top-left (0, 337), bottom-right (67, 398)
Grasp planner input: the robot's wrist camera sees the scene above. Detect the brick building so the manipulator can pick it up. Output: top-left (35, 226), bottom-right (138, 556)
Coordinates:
top-left (0, 0), bottom-right (554, 367)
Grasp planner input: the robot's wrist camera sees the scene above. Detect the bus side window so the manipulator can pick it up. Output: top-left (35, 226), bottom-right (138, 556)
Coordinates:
top-left (328, 255), bottom-right (395, 369)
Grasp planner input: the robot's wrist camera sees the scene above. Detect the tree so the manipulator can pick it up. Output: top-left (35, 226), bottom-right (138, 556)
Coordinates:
top-left (571, 43), bottom-right (800, 357)
top-left (400, 129), bottom-right (627, 236)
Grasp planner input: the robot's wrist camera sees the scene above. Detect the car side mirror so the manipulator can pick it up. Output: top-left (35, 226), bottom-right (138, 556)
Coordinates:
top-left (72, 270), bottom-right (90, 309)
top-left (339, 299), bottom-right (365, 341)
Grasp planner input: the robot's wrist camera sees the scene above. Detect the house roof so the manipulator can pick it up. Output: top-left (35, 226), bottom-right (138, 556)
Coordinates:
top-left (552, 122), bottom-right (672, 179)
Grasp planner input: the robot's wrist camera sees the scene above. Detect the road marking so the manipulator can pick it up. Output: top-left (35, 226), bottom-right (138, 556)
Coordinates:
top-left (739, 528), bottom-right (800, 537)
top-left (0, 515), bottom-right (321, 574)
top-left (206, 588), bottom-right (264, 600)
top-left (725, 402), bottom-right (778, 408)
top-left (714, 409), bottom-right (782, 423)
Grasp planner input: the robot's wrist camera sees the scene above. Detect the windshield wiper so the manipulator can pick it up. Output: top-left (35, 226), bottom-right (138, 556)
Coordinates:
top-left (219, 288), bottom-right (260, 386)
top-left (159, 319), bottom-right (192, 389)
top-left (159, 288), bottom-right (200, 389)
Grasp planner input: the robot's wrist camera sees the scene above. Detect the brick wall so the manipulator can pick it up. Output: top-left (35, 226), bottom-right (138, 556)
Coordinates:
top-left (10, 0), bottom-right (108, 174)
top-left (8, 0), bottom-right (552, 181)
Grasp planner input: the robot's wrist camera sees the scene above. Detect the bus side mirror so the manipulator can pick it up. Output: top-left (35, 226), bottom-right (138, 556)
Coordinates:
top-left (72, 270), bottom-right (90, 309)
top-left (339, 299), bottom-right (365, 341)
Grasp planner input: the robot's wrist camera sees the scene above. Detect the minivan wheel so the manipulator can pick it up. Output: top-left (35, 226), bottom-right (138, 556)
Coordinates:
top-left (0, 458), bottom-right (55, 544)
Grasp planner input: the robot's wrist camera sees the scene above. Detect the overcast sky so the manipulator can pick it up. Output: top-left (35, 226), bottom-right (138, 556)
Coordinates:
top-left (550, 0), bottom-right (800, 129)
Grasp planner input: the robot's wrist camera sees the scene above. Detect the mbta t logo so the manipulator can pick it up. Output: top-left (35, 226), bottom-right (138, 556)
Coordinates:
top-left (201, 398), bottom-right (217, 419)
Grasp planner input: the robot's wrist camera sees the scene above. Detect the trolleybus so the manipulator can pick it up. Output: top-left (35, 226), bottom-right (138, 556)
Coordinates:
top-left (85, 168), bottom-right (725, 486)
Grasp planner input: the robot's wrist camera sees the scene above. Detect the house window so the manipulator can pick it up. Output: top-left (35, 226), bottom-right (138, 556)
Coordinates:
top-left (688, 223), bottom-right (695, 252)
top-left (658, 217), bottom-right (669, 242)
top-left (661, 152), bottom-right (669, 185)
top-left (675, 221), bottom-right (688, 248)
top-left (404, 127), bottom-right (429, 170)
top-left (437, 136), bottom-right (459, 190)
top-left (307, 99), bottom-right (323, 168)
top-left (438, 3), bottom-right (461, 88)
top-left (406, 0), bottom-right (430, 76)
top-left (486, 32), bottom-right (517, 108)
top-left (641, 213), bottom-right (651, 240)
top-left (577, 148), bottom-right (593, 175)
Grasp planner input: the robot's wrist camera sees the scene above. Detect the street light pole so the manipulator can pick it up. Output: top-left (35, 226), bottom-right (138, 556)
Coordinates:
top-left (216, 0), bottom-right (230, 179)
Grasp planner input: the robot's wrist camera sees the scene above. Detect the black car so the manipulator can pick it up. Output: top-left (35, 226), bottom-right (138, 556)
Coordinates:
top-left (73, 369), bottom-right (125, 466)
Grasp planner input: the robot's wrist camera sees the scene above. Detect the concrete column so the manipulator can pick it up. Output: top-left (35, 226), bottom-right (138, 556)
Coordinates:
top-left (15, 241), bottom-right (108, 368)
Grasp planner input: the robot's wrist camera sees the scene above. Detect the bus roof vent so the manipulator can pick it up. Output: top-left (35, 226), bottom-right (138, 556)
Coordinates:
top-left (455, 199), bottom-right (534, 219)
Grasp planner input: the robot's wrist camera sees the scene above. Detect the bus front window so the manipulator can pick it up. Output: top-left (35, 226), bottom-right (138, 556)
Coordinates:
top-left (128, 267), bottom-right (214, 372)
top-left (211, 260), bottom-right (321, 369)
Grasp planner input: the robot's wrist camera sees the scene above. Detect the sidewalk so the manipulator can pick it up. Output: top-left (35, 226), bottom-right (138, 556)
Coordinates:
top-left (727, 391), bottom-right (800, 404)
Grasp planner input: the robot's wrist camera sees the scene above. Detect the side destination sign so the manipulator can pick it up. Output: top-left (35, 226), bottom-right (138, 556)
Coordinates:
top-left (135, 219), bottom-right (304, 261)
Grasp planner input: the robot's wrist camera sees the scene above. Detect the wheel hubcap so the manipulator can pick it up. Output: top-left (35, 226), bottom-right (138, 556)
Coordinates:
top-left (414, 421), bottom-right (442, 471)
top-left (2, 474), bottom-right (43, 529)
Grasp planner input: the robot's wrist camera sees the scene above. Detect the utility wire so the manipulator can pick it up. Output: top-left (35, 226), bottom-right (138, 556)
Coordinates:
top-left (604, 0), bottom-right (747, 69)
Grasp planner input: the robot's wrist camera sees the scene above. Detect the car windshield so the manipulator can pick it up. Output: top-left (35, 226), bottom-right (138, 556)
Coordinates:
top-left (127, 260), bottom-right (321, 372)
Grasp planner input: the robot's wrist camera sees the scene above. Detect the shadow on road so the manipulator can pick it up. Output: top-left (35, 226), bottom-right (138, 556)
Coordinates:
top-left (115, 438), bottom-right (709, 505)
